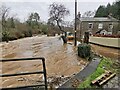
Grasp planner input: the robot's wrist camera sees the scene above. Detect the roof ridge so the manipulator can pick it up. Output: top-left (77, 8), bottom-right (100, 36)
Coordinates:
top-left (80, 17), bottom-right (119, 21)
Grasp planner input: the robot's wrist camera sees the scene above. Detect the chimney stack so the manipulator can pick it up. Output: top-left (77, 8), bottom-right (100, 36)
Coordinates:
top-left (78, 12), bottom-right (81, 19)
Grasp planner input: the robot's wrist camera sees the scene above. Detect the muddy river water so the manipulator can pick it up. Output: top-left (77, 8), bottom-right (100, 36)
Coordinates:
top-left (0, 35), bottom-right (88, 88)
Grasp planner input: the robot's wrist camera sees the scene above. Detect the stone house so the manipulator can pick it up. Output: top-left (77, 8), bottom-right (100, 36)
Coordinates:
top-left (77, 15), bottom-right (120, 39)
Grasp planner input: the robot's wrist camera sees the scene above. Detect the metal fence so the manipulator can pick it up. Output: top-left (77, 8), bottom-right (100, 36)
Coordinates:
top-left (0, 57), bottom-right (47, 90)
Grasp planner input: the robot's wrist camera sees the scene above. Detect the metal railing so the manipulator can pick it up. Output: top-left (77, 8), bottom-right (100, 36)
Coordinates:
top-left (0, 57), bottom-right (47, 90)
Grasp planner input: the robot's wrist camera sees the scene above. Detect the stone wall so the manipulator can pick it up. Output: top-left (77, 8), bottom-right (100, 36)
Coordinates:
top-left (77, 21), bottom-right (119, 39)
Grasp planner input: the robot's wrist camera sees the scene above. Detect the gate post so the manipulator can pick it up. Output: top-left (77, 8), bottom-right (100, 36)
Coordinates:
top-left (84, 32), bottom-right (89, 44)
top-left (42, 58), bottom-right (48, 90)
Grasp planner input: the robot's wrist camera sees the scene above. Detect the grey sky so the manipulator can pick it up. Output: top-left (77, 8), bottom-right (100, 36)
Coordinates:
top-left (1, 0), bottom-right (115, 22)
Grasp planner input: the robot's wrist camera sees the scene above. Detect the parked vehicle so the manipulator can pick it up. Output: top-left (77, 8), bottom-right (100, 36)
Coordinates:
top-left (67, 32), bottom-right (74, 40)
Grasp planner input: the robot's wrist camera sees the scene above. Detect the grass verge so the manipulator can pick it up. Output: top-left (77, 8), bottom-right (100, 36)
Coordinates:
top-left (78, 57), bottom-right (115, 88)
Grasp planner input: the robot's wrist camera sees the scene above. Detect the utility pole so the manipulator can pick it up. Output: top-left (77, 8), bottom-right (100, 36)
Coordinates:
top-left (74, 0), bottom-right (77, 46)
top-left (78, 12), bottom-right (81, 41)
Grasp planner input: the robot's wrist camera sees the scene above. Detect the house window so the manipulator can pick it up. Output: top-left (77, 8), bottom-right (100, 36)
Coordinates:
top-left (88, 23), bottom-right (93, 29)
top-left (98, 23), bottom-right (103, 29)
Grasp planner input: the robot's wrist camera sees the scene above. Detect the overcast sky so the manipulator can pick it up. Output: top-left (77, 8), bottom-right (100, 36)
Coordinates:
top-left (1, 0), bottom-right (115, 22)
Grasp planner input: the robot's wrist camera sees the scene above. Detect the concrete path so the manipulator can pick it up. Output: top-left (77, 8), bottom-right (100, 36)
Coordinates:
top-left (57, 57), bottom-right (101, 89)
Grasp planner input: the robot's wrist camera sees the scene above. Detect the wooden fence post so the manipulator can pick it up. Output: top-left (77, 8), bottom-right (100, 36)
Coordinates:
top-left (84, 32), bottom-right (89, 44)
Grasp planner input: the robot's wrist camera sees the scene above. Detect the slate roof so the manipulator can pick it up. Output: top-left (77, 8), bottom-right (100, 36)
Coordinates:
top-left (80, 17), bottom-right (119, 22)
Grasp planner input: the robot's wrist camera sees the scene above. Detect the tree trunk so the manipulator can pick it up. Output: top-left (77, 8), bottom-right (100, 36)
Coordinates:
top-left (61, 36), bottom-right (67, 43)
top-left (57, 21), bottom-right (67, 44)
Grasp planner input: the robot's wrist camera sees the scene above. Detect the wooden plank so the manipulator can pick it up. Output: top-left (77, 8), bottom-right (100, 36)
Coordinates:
top-left (91, 73), bottom-right (106, 84)
top-left (99, 73), bottom-right (116, 86)
top-left (91, 71), bottom-right (109, 84)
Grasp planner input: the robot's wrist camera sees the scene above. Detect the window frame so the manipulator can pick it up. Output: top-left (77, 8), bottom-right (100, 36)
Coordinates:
top-left (88, 23), bottom-right (93, 29)
top-left (98, 23), bottom-right (103, 29)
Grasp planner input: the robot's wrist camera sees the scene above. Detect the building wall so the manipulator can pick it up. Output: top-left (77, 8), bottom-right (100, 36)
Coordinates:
top-left (77, 21), bottom-right (119, 39)
top-left (112, 22), bottom-right (120, 35)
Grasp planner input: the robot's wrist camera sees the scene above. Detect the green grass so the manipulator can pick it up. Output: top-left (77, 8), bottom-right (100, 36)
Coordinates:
top-left (78, 57), bottom-right (114, 88)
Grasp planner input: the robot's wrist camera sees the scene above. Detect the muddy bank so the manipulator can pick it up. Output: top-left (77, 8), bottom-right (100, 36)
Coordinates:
top-left (91, 44), bottom-right (119, 60)
top-left (1, 36), bottom-right (88, 88)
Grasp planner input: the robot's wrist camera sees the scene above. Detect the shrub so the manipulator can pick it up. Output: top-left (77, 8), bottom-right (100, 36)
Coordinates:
top-left (2, 30), bottom-right (10, 42)
top-left (8, 29), bottom-right (18, 40)
top-left (8, 34), bottom-right (18, 40)
top-left (22, 29), bottom-right (32, 37)
top-left (78, 44), bottom-right (91, 58)
top-left (14, 31), bottom-right (25, 39)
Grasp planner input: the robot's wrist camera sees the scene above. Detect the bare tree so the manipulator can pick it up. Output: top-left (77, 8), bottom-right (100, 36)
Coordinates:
top-left (0, 5), bottom-right (10, 42)
top-left (26, 12), bottom-right (40, 29)
top-left (0, 5), bottom-right (10, 29)
top-left (49, 2), bottom-right (70, 43)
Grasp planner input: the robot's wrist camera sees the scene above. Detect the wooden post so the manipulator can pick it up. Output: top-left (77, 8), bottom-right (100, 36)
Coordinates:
top-left (84, 32), bottom-right (89, 44)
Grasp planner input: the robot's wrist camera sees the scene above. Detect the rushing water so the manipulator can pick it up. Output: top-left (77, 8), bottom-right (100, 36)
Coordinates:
top-left (1, 36), bottom-right (88, 88)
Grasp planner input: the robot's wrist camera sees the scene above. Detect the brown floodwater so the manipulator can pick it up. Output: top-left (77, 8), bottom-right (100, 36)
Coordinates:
top-left (0, 36), bottom-right (88, 88)
top-left (91, 44), bottom-right (119, 60)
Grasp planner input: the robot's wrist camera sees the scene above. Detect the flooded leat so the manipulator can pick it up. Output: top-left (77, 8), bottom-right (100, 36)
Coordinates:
top-left (1, 36), bottom-right (88, 88)
top-left (91, 44), bottom-right (119, 60)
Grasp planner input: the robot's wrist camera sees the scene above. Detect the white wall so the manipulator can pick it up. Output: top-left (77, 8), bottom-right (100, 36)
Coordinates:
top-left (89, 36), bottom-right (120, 48)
